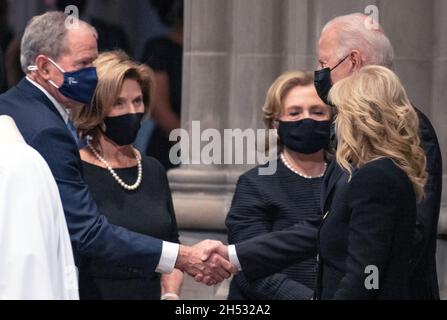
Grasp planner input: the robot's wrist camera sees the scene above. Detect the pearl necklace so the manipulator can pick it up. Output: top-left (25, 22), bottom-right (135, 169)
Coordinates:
top-left (87, 139), bottom-right (143, 191)
top-left (280, 153), bottom-right (327, 179)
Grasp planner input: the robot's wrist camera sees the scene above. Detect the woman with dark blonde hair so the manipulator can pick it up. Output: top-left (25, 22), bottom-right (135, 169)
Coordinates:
top-left (226, 71), bottom-right (332, 300)
top-left (73, 51), bottom-right (183, 300)
top-left (317, 65), bottom-right (427, 299)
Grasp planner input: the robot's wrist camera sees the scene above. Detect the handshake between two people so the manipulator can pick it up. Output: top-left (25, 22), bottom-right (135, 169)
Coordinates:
top-left (174, 240), bottom-right (238, 286)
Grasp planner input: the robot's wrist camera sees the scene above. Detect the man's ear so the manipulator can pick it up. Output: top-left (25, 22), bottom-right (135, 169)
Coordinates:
top-left (350, 50), bottom-right (363, 71)
top-left (34, 55), bottom-right (52, 80)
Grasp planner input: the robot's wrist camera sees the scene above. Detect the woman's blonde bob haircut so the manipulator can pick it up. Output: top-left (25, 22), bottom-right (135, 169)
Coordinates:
top-left (329, 65), bottom-right (427, 201)
top-left (73, 51), bottom-right (154, 144)
top-left (262, 71), bottom-right (314, 130)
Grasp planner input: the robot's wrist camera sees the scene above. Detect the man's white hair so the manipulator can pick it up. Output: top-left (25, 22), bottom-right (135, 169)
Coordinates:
top-left (322, 13), bottom-right (394, 68)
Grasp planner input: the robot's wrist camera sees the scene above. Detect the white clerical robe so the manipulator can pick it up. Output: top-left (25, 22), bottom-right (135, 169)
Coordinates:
top-left (0, 116), bottom-right (79, 300)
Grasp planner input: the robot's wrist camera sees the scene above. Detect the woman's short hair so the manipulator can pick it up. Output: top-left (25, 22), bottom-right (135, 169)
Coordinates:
top-left (262, 71), bottom-right (314, 130)
top-left (329, 65), bottom-right (427, 201)
top-left (73, 51), bottom-right (154, 144)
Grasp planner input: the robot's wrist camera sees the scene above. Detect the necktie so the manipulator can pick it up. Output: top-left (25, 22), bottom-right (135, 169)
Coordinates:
top-left (67, 120), bottom-right (79, 146)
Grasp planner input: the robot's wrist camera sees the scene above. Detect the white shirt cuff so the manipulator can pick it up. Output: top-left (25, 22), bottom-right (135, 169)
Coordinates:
top-left (228, 245), bottom-right (242, 272)
top-left (156, 241), bottom-right (179, 274)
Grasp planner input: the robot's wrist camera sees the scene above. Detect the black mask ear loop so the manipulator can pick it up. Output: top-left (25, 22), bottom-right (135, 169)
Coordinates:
top-left (314, 54), bottom-right (350, 105)
top-left (330, 54), bottom-right (350, 72)
top-left (325, 53), bottom-right (350, 108)
top-left (323, 54), bottom-right (349, 152)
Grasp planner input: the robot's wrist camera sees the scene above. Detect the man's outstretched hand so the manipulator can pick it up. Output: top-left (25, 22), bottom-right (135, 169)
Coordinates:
top-left (175, 240), bottom-right (237, 286)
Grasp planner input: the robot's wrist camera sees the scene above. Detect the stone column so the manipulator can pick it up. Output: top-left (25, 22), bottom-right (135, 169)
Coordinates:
top-left (169, 0), bottom-right (290, 230)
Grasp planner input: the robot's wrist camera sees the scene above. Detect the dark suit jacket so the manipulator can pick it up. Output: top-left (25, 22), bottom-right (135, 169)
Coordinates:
top-left (236, 107), bottom-right (442, 300)
top-left (411, 108), bottom-right (442, 300)
top-left (0, 79), bottom-right (163, 274)
top-left (317, 158), bottom-right (416, 300)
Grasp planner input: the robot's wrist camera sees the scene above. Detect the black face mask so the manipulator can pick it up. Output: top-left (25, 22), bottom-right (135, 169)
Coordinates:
top-left (277, 119), bottom-right (331, 154)
top-left (102, 113), bottom-right (144, 146)
top-left (314, 55), bottom-right (350, 105)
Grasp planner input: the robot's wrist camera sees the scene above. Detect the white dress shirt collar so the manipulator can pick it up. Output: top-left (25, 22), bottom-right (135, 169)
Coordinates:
top-left (25, 77), bottom-right (70, 124)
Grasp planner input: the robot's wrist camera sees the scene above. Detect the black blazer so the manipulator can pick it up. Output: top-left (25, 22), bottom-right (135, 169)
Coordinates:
top-left (320, 107), bottom-right (442, 300)
top-left (317, 158), bottom-right (416, 300)
top-left (0, 79), bottom-right (163, 273)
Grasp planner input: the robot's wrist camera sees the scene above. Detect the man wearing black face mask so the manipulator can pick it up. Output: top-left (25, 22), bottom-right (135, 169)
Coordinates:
top-left (314, 13), bottom-right (442, 301)
top-left (209, 14), bottom-right (442, 301)
top-left (0, 12), bottom-right (236, 292)
top-left (314, 54), bottom-right (349, 106)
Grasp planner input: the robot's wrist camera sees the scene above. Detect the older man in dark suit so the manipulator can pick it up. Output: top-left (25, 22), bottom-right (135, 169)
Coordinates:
top-left (211, 13), bottom-right (442, 300)
top-left (315, 13), bottom-right (442, 300)
top-left (0, 11), bottom-right (235, 288)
